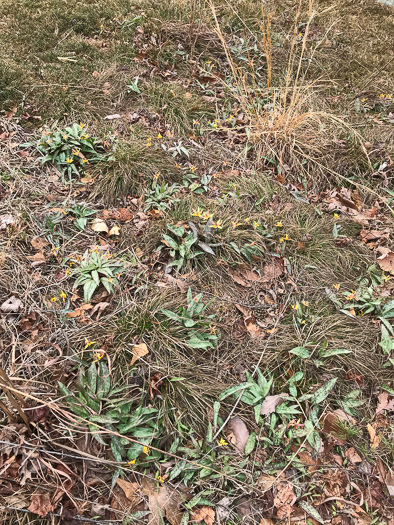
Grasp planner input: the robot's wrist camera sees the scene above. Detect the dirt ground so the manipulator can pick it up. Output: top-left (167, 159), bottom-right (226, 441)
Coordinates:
top-left (0, 0), bottom-right (393, 524)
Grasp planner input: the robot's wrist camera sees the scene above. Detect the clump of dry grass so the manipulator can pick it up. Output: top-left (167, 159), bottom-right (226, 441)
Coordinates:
top-left (210, 0), bottom-right (368, 183)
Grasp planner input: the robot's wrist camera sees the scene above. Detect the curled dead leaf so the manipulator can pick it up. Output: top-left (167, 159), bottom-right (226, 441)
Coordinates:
top-left (192, 506), bottom-right (215, 525)
top-left (28, 493), bottom-right (55, 517)
top-left (1, 296), bottom-right (23, 313)
top-left (226, 417), bottom-right (249, 455)
top-left (91, 218), bottom-right (109, 233)
top-left (130, 343), bottom-right (149, 366)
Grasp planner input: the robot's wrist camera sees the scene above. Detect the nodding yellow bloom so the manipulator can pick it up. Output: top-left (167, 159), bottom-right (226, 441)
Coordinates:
top-left (279, 237), bottom-right (284, 243)
top-left (60, 291), bottom-right (67, 301)
top-left (284, 234), bottom-right (290, 241)
top-left (127, 459), bottom-right (136, 466)
top-left (79, 123), bottom-right (86, 128)
top-left (213, 122), bottom-right (218, 128)
top-left (108, 277), bottom-right (113, 283)
top-left (191, 207), bottom-right (203, 217)
top-left (232, 219), bottom-right (241, 228)
top-left (379, 94), bottom-right (385, 99)
top-left (346, 291), bottom-right (357, 301)
top-left (333, 283), bottom-right (340, 290)
top-left (81, 134), bottom-right (88, 140)
top-left (202, 211), bottom-right (213, 221)
top-left (301, 320), bottom-right (306, 325)
top-left (244, 217), bottom-right (250, 223)
top-left (142, 446), bottom-right (149, 455)
top-left (157, 133), bottom-right (162, 139)
top-left (302, 301), bottom-right (309, 307)
top-left (50, 297), bottom-right (57, 302)
top-left (291, 304), bottom-right (299, 310)
top-left (154, 172), bottom-right (160, 179)
top-left (66, 158), bottom-right (73, 163)
top-left (65, 269), bottom-right (71, 276)
top-left (275, 221), bottom-right (283, 227)
top-left (211, 220), bottom-right (223, 229)
top-left (219, 438), bottom-right (228, 446)
top-left (84, 338), bottom-right (95, 349)
top-left (72, 148), bottom-right (80, 155)
top-left (334, 213), bottom-right (340, 219)
top-left (157, 475), bottom-right (165, 483)
top-left (193, 120), bottom-right (200, 125)
top-left (81, 159), bottom-right (88, 164)
top-left (104, 252), bottom-right (113, 259)
top-left (93, 352), bottom-right (104, 363)
top-left (190, 166), bottom-right (197, 173)
top-left (386, 94), bottom-right (392, 99)
top-left (361, 98), bottom-right (366, 103)
top-left (253, 221), bottom-right (260, 229)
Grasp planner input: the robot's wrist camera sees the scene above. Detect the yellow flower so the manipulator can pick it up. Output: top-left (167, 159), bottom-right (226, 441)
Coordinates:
top-left (190, 166), bottom-right (197, 173)
top-left (157, 475), bottom-right (165, 483)
top-left (361, 98), bottom-right (366, 103)
top-left (65, 269), bottom-right (71, 276)
top-left (81, 134), bottom-right (88, 140)
top-left (379, 94), bottom-right (385, 99)
top-left (334, 213), bottom-right (340, 219)
top-left (91, 246), bottom-right (99, 254)
top-left (211, 220), bottom-right (223, 229)
top-left (104, 252), bottom-right (113, 259)
top-left (213, 122), bottom-right (218, 128)
top-left (127, 459), bottom-right (136, 466)
top-left (66, 158), bottom-right (73, 163)
top-left (219, 438), bottom-right (228, 446)
top-left (154, 172), bottom-right (160, 179)
top-left (301, 320), bottom-right (306, 325)
top-left (191, 207), bottom-right (203, 217)
top-left (244, 218), bottom-right (250, 223)
top-left (193, 120), bottom-right (200, 125)
top-left (93, 352), bottom-right (104, 363)
top-left (72, 148), bottom-right (80, 155)
top-left (275, 221), bottom-right (283, 227)
top-left (60, 291), bottom-right (67, 301)
top-left (291, 304), bottom-right (299, 310)
top-left (284, 234), bottom-right (290, 241)
top-left (142, 446), bottom-right (149, 455)
top-left (232, 219), bottom-right (241, 228)
top-left (157, 133), bottom-right (162, 139)
top-left (386, 94), bottom-right (392, 99)
top-left (81, 159), bottom-right (88, 164)
top-left (50, 297), bottom-right (57, 302)
top-left (333, 283), bottom-right (340, 290)
top-left (279, 237), bottom-right (284, 243)
top-left (346, 291), bottom-right (357, 301)
top-left (79, 123), bottom-right (86, 128)
top-left (84, 338), bottom-right (95, 349)
top-left (302, 301), bottom-right (309, 307)
top-left (253, 221), bottom-right (259, 229)
top-left (202, 211), bottom-right (213, 221)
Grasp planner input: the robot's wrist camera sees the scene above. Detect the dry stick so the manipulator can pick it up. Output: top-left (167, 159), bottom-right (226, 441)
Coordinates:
top-left (0, 506), bottom-right (117, 525)
top-left (0, 382), bottom-right (267, 496)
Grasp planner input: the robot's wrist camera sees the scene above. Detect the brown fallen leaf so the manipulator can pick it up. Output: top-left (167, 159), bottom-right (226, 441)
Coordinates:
top-left (108, 225), bottom-right (120, 236)
top-left (260, 394), bottom-right (288, 415)
top-left (91, 218), bottom-right (109, 233)
top-left (376, 392), bottom-right (394, 414)
top-left (28, 493), bottom-right (55, 517)
top-left (258, 473), bottom-right (276, 491)
top-left (31, 237), bottom-right (49, 250)
top-left (90, 301), bottom-right (110, 320)
top-left (229, 269), bottom-right (251, 287)
top-left (244, 316), bottom-right (264, 338)
top-left (191, 506), bottom-right (215, 525)
top-left (116, 479), bottom-right (140, 507)
top-left (367, 423), bottom-right (380, 449)
top-left (273, 482), bottom-right (296, 519)
top-left (130, 343), bottom-right (149, 366)
top-left (345, 447), bottom-right (362, 464)
top-left (226, 417), bottom-right (249, 455)
top-left (1, 296), bottom-right (23, 313)
top-left (377, 250), bottom-right (394, 275)
top-left (27, 251), bottom-right (46, 265)
top-left (142, 478), bottom-right (190, 525)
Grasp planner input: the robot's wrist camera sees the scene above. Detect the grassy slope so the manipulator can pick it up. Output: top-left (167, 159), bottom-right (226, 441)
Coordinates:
top-left (0, 0), bottom-right (393, 523)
